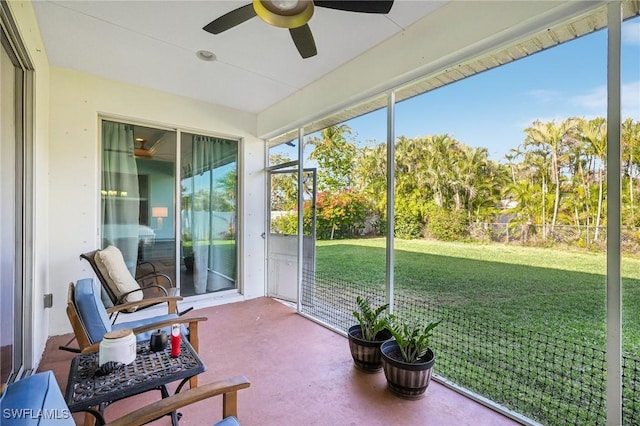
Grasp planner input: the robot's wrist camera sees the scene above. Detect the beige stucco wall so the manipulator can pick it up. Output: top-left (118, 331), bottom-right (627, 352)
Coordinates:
top-left (46, 68), bottom-right (266, 336)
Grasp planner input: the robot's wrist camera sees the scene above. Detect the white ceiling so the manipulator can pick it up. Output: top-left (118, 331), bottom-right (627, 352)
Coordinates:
top-left (32, 0), bottom-right (446, 114)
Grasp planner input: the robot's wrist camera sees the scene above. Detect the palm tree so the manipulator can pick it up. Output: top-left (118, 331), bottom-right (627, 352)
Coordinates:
top-left (579, 117), bottom-right (607, 241)
top-left (564, 131), bottom-right (591, 228)
top-left (307, 124), bottom-right (356, 192)
top-left (454, 145), bottom-right (489, 217)
top-left (354, 142), bottom-right (387, 217)
top-left (505, 179), bottom-right (540, 244)
top-left (425, 134), bottom-right (457, 209)
top-left (505, 147), bottom-right (525, 186)
top-left (521, 147), bottom-right (550, 238)
top-left (622, 118), bottom-right (640, 225)
top-left (524, 119), bottom-right (579, 234)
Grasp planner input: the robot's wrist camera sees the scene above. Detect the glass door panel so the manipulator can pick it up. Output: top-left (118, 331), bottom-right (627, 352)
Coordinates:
top-left (101, 121), bottom-right (177, 290)
top-left (180, 133), bottom-right (238, 296)
top-left (268, 168), bottom-right (299, 302)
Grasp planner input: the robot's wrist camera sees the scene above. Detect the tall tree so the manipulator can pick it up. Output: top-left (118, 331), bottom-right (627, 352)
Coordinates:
top-left (307, 125), bottom-right (357, 192)
top-left (354, 142), bottom-right (387, 216)
top-left (579, 117), bottom-right (607, 241)
top-left (268, 154), bottom-right (299, 211)
top-left (524, 119), bottom-right (579, 233)
top-left (425, 134), bottom-right (458, 209)
top-left (623, 118), bottom-right (640, 225)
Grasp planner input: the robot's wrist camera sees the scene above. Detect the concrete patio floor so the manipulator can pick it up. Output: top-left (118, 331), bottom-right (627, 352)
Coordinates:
top-left (39, 297), bottom-right (520, 425)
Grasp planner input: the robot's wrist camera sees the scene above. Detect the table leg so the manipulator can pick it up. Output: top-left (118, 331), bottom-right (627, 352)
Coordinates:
top-left (160, 384), bottom-right (180, 426)
top-left (175, 377), bottom-right (190, 394)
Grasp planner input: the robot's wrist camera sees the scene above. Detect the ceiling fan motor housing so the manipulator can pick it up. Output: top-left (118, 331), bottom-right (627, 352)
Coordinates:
top-left (253, 0), bottom-right (314, 28)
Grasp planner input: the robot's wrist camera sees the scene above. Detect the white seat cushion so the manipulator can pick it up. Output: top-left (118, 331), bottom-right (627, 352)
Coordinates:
top-left (95, 245), bottom-right (143, 305)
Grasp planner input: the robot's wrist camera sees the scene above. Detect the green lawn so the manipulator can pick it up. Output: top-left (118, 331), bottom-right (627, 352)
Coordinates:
top-left (315, 238), bottom-right (640, 355)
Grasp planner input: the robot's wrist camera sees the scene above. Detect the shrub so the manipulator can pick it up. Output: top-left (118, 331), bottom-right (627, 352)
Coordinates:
top-left (426, 208), bottom-right (469, 241)
top-left (394, 197), bottom-right (427, 239)
top-left (315, 190), bottom-right (372, 240)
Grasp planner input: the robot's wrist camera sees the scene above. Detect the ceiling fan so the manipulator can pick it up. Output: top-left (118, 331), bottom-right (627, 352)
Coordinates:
top-left (203, 0), bottom-right (394, 59)
top-left (134, 139), bottom-right (154, 158)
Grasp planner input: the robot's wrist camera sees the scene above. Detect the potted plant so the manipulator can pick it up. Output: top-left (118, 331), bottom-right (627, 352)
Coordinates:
top-left (380, 314), bottom-right (441, 399)
top-left (348, 296), bottom-right (391, 373)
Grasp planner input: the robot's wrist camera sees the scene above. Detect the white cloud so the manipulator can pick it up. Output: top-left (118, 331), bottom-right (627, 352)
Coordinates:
top-left (623, 21), bottom-right (640, 45)
top-left (527, 89), bottom-right (563, 103)
top-left (570, 86), bottom-right (607, 112)
top-left (569, 81), bottom-right (639, 119)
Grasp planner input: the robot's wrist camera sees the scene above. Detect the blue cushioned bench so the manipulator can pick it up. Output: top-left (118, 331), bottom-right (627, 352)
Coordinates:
top-left (1, 370), bottom-right (247, 426)
top-left (0, 371), bottom-right (74, 425)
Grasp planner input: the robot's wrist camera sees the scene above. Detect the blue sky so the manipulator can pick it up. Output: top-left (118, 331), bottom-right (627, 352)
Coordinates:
top-left (350, 17), bottom-right (640, 161)
top-left (273, 17), bottom-right (640, 163)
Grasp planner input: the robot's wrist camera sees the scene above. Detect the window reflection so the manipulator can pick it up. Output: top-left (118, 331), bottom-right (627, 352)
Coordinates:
top-left (181, 133), bottom-right (238, 295)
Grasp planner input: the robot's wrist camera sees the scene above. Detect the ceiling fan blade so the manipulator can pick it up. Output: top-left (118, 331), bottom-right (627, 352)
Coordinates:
top-left (203, 3), bottom-right (257, 34)
top-left (290, 24), bottom-right (317, 59)
top-left (314, 1), bottom-right (394, 14)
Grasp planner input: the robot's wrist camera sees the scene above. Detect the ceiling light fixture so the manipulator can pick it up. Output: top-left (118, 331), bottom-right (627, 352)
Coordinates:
top-left (253, 0), bottom-right (313, 29)
top-left (196, 50), bottom-right (216, 62)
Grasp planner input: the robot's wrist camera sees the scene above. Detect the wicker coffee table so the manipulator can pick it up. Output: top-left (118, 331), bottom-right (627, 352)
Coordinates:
top-left (65, 338), bottom-right (205, 425)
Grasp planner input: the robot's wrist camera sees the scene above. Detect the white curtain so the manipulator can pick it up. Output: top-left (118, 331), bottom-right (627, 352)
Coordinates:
top-left (190, 135), bottom-right (235, 294)
top-left (101, 121), bottom-right (140, 276)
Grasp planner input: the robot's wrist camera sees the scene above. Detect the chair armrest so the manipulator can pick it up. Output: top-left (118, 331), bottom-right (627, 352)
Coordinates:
top-left (135, 260), bottom-right (158, 276)
top-left (130, 315), bottom-right (208, 336)
top-left (79, 316), bottom-right (208, 354)
top-left (117, 285), bottom-right (169, 304)
top-left (104, 376), bottom-right (251, 426)
top-left (137, 272), bottom-right (174, 288)
top-left (80, 342), bottom-right (101, 353)
top-left (140, 286), bottom-right (180, 300)
top-left (105, 295), bottom-right (183, 314)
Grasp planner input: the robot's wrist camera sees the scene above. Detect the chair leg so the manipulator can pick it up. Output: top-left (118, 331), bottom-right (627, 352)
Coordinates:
top-left (187, 327), bottom-right (199, 388)
top-left (58, 345), bottom-right (81, 353)
top-left (178, 307), bottom-right (193, 316)
top-left (59, 336), bottom-right (81, 353)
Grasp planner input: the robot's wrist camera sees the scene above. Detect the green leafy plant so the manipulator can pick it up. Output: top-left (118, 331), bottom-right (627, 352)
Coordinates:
top-left (353, 296), bottom-right (389, 341)
top-left (385, 314), bottom-right (442, 363)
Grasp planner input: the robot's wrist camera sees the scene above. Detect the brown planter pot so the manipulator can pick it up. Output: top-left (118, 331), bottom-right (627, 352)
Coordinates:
top-left (380, 339), bottom-right (435, 399)
top-left (348, 325), bottom-right (391, 373)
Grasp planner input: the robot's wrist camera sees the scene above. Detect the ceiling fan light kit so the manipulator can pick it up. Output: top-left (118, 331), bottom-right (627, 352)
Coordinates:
top-left (254, 0), bottom-right (314, 29)
top-left (203, 0), bottom-right (394, 59)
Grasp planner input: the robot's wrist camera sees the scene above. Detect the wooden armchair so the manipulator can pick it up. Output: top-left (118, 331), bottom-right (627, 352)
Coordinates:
top-left (64, 278), bottom-right (207, 386)
top-left (105, 376), bottom-right (251, 426)
top-left (1, 370), bottom-right (250, 426)
top-left (81, 246), bottom-right (191, 321)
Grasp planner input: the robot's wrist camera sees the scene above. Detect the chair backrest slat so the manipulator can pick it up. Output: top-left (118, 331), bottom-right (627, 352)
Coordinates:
top-left (71, 278), bottom-right (112, 345)
top-left (66, 282), bottom-right (94, 350)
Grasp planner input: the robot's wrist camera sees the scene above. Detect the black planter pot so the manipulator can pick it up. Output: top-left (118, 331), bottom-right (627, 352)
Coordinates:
top-left (380, 339), bottom-right (435, 399)
top-left (347, 325), bottom-right (392, 373)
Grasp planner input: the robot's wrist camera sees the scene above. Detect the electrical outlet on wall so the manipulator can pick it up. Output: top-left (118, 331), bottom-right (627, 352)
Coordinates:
top-left (43, 293), bottom-right (53, 308)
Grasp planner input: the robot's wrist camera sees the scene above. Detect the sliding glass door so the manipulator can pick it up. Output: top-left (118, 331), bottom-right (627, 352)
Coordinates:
top-left (100, 121), bottom-right (238, 297)
top-left (180, 133), bottom-right (238, 296)
top-left (0, 2), bottom-right (33, 382)
top-left (0, 29), bottom-right (20, 384)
